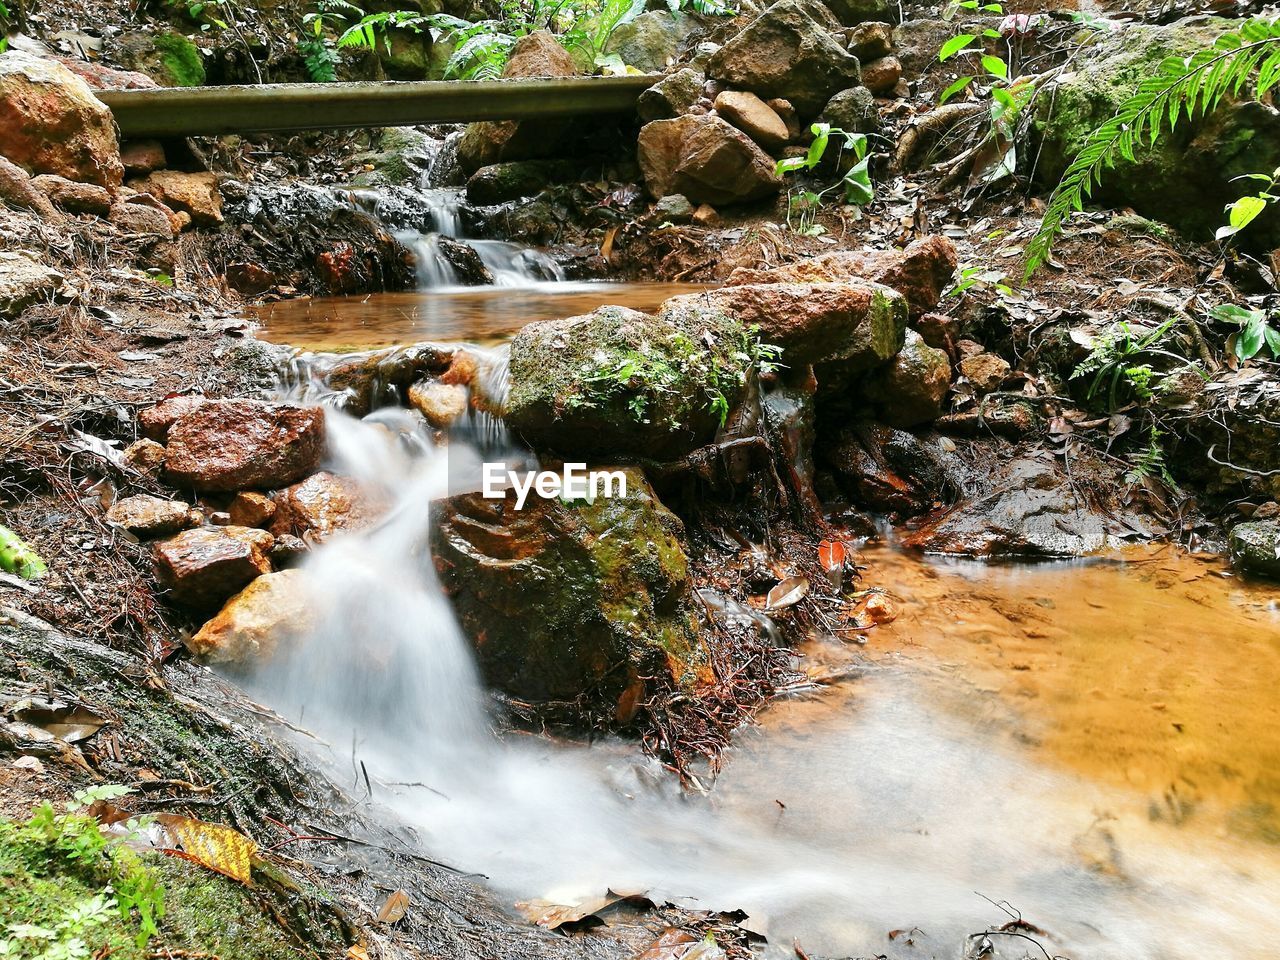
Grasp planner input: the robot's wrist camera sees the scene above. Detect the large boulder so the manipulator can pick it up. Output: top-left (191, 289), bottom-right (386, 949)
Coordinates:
top-left (186, 570), bottom-right (315, 663)
top-left (455, 31), bottom-right (580, 175)
top-left (726, 234), bottom-right (957, 318)
top-left (864, 329), bottom-right (951, 427)
top-left (706, 0), bottom-right (861, 116)
top-left (431, 468), bottom-right (706, 713)
top-left (637, 114), bottom-right (781, 205)
top-left (1033, 19), bottom-right (1280, 247)
top-left (163, 400), bottom-right (326, 493)
top-left (0, 251), bottom-right (63, 321)
top-left (0, 51), bottom-right (123, 188)
top-left (1229, 520), bottom-right (1280, 580)
top-left (605, 11), bottom-right (694, 73)
top-left (660, 280), bottom-right (906, 370)
top-left (153, 525), bottom-right (274, 611)
top-left (505, 304), bottom-right (754, 460)
top-left (114, 31), bottom-right (206, 87)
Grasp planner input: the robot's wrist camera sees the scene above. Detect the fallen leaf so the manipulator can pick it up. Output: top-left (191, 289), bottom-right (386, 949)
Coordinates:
top-left (766, 576), bottom-right (809, 610)
top-left (817, 539), bottom-right (847, 571)
top-left (377, 889), bottom-right (410, 924)
top-left (346, 946), bottom-right (369, 960)
top-left (637, 928), bottom-right (698, 960)
top-left (120, 814), bottom-right (258, 884)
top-left (8, 698), bottom-right (106, 743)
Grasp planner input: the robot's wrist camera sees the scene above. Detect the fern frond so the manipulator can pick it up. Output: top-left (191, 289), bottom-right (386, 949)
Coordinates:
top-left (1027, 18), bottom-right (1280, 277)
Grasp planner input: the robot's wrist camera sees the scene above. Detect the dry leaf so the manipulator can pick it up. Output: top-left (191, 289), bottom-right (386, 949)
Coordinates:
top-left (377, 889), bottom-right (410, 924)
top-left (119, 813), bottom-right (258, 884)
top-left (346, 946), bottom-right (369, 960)
top-left (766, 576), bottom-right (809, 610)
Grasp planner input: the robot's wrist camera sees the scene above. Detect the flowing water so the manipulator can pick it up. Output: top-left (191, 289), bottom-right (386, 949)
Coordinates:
top-left (242, 404), bottom-right (1280, 960)
top-left (247, 183), bottom-right (1280, 958)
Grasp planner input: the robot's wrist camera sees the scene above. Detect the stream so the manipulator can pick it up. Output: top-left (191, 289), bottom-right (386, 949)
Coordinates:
top-left (250, 192), bottom-right (1280, 960)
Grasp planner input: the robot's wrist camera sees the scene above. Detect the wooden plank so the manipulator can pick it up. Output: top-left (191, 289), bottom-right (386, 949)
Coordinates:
top-left (98, 76), bottom-right (654, 138)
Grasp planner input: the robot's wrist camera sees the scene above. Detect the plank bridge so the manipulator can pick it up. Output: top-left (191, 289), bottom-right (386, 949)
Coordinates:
top-left (98, 76), bottom-right (655, 139)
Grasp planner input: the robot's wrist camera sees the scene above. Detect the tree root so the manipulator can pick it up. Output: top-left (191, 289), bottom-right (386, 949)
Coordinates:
top-left (894, 102), bottom-right (986, 173)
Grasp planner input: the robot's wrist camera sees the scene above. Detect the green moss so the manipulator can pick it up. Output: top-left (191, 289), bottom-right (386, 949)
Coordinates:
top-left (154, 32), bottom-right (206, 87)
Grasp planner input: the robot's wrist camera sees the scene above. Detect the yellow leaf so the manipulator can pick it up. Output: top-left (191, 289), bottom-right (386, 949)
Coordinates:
top-left (155, 813), bottom-right (257, 885)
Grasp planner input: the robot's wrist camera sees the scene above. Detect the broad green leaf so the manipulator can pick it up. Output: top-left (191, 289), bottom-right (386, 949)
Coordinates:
top-left (1237, 315), bottom-right (1267, 360)
top-left (1266, 323), bottom-right (1280, 357)
top-left (939, 34), bottom-right (977, 61)
top-left (1228, 193), bottom-right (1268, 230)
top-left (1210, 303), bottom-right (1260, 324)
top-left (982, 55), bottom-right (1008, 79)
top-left (939, 75), bottom-right (974, 104)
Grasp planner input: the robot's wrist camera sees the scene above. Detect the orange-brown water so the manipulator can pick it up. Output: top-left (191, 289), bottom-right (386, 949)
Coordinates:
top-left (253, 282), bottom-right (714, 352)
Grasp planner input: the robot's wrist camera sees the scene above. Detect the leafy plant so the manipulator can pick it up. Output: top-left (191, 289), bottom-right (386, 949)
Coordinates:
top-left (1028, 15), bottom-right (1280, 275)
top-left (1210, 303), bottom-right (1280, 361)
top-left (1125, 424), bottom-right (1176, 487)
top-left (1, 787), bottom-right (166, 957)
top-left (775, 123), bottom-right (874, 234)
top-left (1217, 166), bottom-right (1280, 241)
top-left (1070, 318), bottom-right (1197, 410)
top-left (0, 1), bottom-right (11, 54)
top-left (946, 265), bottom-right (1013, 298)
top-left (936, 1), bottom-right (1037, 185)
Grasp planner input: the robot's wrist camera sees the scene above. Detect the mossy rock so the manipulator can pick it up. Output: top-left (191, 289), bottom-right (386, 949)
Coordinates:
top-left (1229, 520), bottom-right (1280, 579)
top-left (1033, 19), bottom-right (1280, 246)
top-left (430, 467), bottom-right (707, 716)
top-left (115, 31), bottom-right (205, 87)
top-left (505, 305), bottom-right (755, 461)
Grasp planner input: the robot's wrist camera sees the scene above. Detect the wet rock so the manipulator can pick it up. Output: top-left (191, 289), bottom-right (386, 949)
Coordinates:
top-left (915, 312), bottom-right (957, 355)
top-left (311, 342), bottom-right (455, 417)
top-left (106, 494), bottom-right (193, 538)
top-left (31, 174), bottom-right (111, 216)
top-left (506, 305), bottom-right (753, 460)
top-left (714, 90), bottom-right (791, 152)
top-left (456, 31), bottom-right (580, 175)
top-left (408, 380), bottom-right (469, 428)
top-left (431, 467), bottom-right (706, 709)
top-left (107, 201), bottom-right (175, 238)
top-left (163, 400), bottom-right (326, 493)
top-left (270, 534), bottom-right (308, 566)
top-left (816, 85), bottom-right (879, 135)
top-left (605, 10), bottom-right (694, 73)
top-left (866, 329), bottom-right (951, 427)
top-left (707, 0), bottom-right (860, 116)
top-left (661, 280), bottom-right (906, 370)
top-left (848, 21), bottom-right (893, 60)
top-left (763, 376), bottom-right (822, 518)
top-left (936, 399), bottom-right (1036, 438)
top-left (120, 140), bottom-right (166, 177)
top-left (187, 570), bottom-right (314, 663)
top-left (139, 395), bottom-right (207, 443)
top-left (227, 491), bottom-right (276, 528)
top-left (638, 67), bottom-right (706, 122)
top-left (726, 234), bottom-right (957, 318)
top-left (0, 251), bottom-right (63, 321)
top-left (818, 423), bottom-right (958, 516)
top-left (903, 455), bottom-right (1147, 558)
top-left (153, 525), bottom-right (274, 611)
top-left (122, 438), bottom-right (167, 475)
top-left (650, 193), bottom-right (696, 224)
top-left (0, 51), bottom-right (123, 188)
top-left (269, 471), bottom-right (380, 543)
top-left (465, 159), bottom-right (575, 206)
top-left (127, 171), bottom-right (222, 227)
top-left (1229, 520), bottom-right (1280, 579)
top-left (860, 55), bottom-right (902, 96)
top-left (958, 352), bottom-right (1010, 393)
top-left (638, 114), bottom-right (781, 205)
top-left (0, 156), bottom-right (61, 221)
top-left (225, 262), bottom-right (274, 296)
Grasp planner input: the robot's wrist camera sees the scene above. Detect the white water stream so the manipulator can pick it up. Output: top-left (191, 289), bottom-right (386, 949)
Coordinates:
top-left (241, 406), bottom-right (1280, 960)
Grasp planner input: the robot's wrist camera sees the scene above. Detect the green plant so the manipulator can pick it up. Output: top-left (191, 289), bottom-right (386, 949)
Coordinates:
top-left (0, 787), bottom-right (166, 958)
top-left (1070, 317), bottom-right (1197, 410)
top-left (569, 327), bottom-right (780, 428)
top-left (1217, 166), bottom-right (1280, 241)
top-left (1027, 15), bottom-right (1280, 275)
top-left (1210, 303), bottom-right (1280, 361)
top-left (0, 1), bottom-right (11, 54)
top-left (1125, 424), bottom-right (1176, 486)
top-left (946, 265), bottom-right (1013, 298)
top-left (936, 2), bottom-right (1038, 186)
top-left (775, 123), bottom-right (874, 234)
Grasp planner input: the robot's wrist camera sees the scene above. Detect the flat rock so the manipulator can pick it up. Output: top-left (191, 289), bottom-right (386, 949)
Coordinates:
top-left (714, 90), bottom-right (791, 152)
top-left (0, 251), bottom-right (63, 321)
top-left (106, 494), bottom-right (193, 538)
top-left (163, 399), bottom-right (326, 493)
top-left (31, 174), bottom-right (111, 215)
top-left (138, 394), bottom-right (207, 442)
